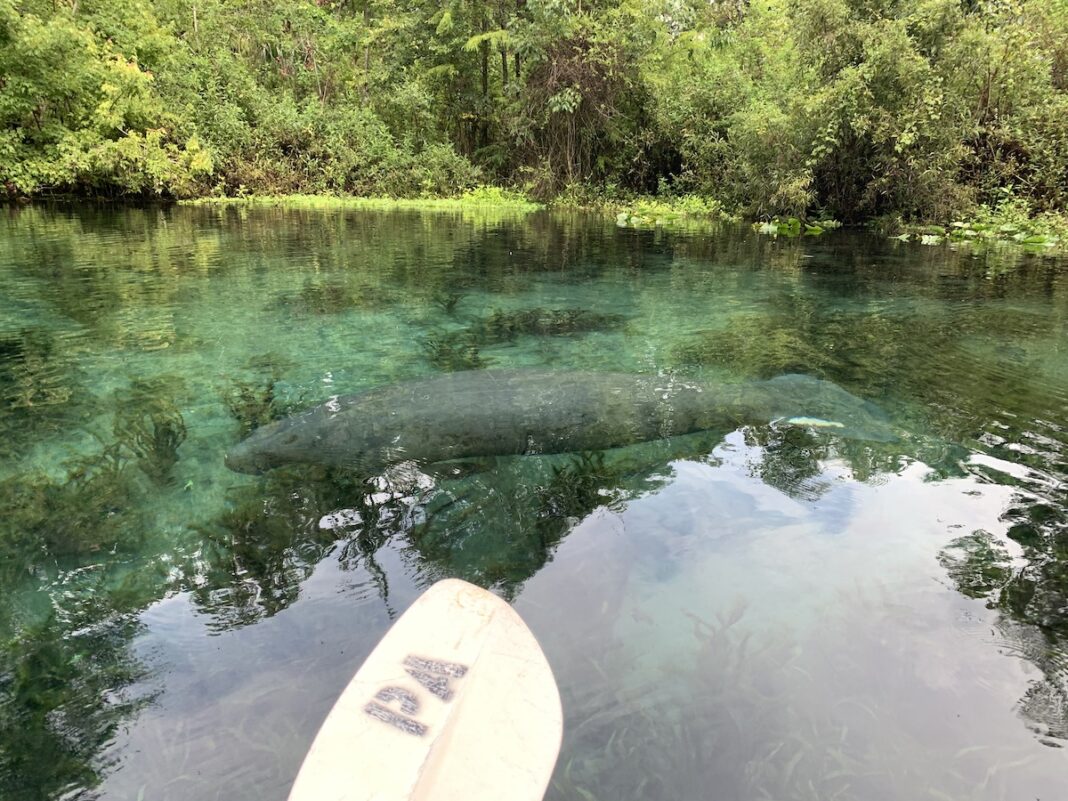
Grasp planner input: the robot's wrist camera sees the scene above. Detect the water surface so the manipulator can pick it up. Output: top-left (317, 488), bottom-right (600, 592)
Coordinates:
top-left (1, 204), bottom-right (1066, 801)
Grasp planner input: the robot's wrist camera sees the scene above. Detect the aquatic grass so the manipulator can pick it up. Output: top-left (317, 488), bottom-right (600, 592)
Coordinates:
top-left (938, 531), bottom-right (1013, 599)
top-left (552, 582), bottom-right (1055, 801)
top-left (0, 328), bottom-right (97, 462)
top-left (223, 356), bottom-right (307, 437)
top-left (430, 290), bottom-right (466, 316)
top-left (416, 308), bottom-right (628, 371)
top-left (190, 466), bottom-right (423, 629)
top-left (225, 379), bottom-right (283, 437)
top-left (274, 279), bottom-right (398, 317)
top-left (0, 458), bottom-right (136, 562)
top-left (742, 425), bottom-right (834, 501)
top-left (473, 308), bottom-right (629, 344)
top-left (551, 187), bottom-right (739, 230)
top-left (115, 406), bottom-right (187, 485)
top-left (180, 186), bottom-right (542, 214)
top-left (887, 196), bottom-right (1068, 261)
top-left (0, 606), bottom-right (156, 801)
top-left (111, 379), bottom-right (189, 485)
top-left (753, 217), bottom-right (842, 237)
top-left (418, 330), bottom-right (491, 371)
top-left (548, 601), bottom-right (859, 801)
top-left (671, 314), bottom-right (839, 378)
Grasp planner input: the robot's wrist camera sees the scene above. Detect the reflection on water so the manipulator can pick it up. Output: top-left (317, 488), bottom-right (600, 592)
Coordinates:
top-left (1, 205), bottom-right (1067, 800)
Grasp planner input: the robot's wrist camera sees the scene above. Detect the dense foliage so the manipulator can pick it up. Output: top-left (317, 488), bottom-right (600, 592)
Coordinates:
top-left (2, 0), bottom-right (1067, 222)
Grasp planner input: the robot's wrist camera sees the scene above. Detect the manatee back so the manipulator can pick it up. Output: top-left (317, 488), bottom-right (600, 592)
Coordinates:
top-left (229, 369), bottom-right (745, 473)
top-left (343, 370), bottom-right (717, 463)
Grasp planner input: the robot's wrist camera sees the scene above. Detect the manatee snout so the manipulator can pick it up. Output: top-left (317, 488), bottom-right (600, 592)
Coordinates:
top-left (224, 442), bottom-right (273, 474)
top-left (225, 418), bottom-right (298, 474)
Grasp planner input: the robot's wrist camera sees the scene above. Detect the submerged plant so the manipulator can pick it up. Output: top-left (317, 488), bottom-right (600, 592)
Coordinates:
top-left (0, 606), bottom-right (156, 801)
top-left (0, 446), bottom-right (141, 566)
top-left (0, 328), bottom-right (95, 460)
top-left (671, 315), bottom-right (838, 377)
top-left (223, 355), bottom-right (301, 436)
top-left (548, 600), bottom-right (861, 801)
top-left (473, 307), bottom-right (628, 344)
top-left (938, 530), bottom-right (1013, 599)
top-left (419, 330), bottom-right (490, 371)
top-left (114, 403), bottom-right (187, 485)
top-left (225, 378), bottom-right (283, 436)
top-left (743, 425), bottom-right (832, 501)
top-left (431, 290), bottom-right (466, 316)
top-left (276, 279), bottom-right (395, 316)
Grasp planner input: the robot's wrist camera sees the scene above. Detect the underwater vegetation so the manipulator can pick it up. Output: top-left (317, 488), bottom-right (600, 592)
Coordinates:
top-left (742, 426), bottom-right (832, 502)
top-left (471, 308), bottom-right (628, 344)
top-left (549, 577), bottom-right (1062, 801)
top-left (0, 329), bottom-right (77, 411)
top-left (226, 378), bottom-right (284, 437)
top-left (409, 445), bottom-right (683, 595)
top-left (418, 330), bottom-right (491, 371)
top-left (548, 600), bottom-right (864, 801)
top-left (225, 377), bottom-right (292, 437)
top-left (0, 448), bottom-right (141, 569)
top-left (0, 328), bottom-right (95, 460)
top-left (430, 290), bottom-right (466, 316)
top-left (223, 354), bottom-right (305, 437)
top-left (535, 452), bottom-right (626, 546)
top-left (274, 278), bottom-right (396, 317)
top-left (114, 405), bottom-right (187, 485)
top-left (417, 308), bottom-right (627, 370)
top-left (671, 315), bottom-right (838, 378)
top-left (113, 379), bottom-right (188, 485)
top-left (0, 378), bottom-right (191, 570)
top-left (938, 531), bottom-right (1015, 600)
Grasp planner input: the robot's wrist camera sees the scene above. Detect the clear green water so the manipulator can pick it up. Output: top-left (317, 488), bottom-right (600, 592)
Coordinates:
top-left (2, 204), bottom-right (1067, 801)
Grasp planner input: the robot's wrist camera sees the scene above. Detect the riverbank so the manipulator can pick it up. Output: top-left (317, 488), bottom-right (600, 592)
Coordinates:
top-left (179, 188), bottom-right (1068, 255)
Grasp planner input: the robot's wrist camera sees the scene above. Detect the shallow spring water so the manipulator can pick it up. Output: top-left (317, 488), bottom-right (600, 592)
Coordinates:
top-left (1, 204), bottom-right (1066, 801)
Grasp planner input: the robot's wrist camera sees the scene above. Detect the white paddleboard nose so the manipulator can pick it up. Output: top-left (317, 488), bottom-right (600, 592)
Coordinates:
top-left (288, 578), bottom-right (562, 801)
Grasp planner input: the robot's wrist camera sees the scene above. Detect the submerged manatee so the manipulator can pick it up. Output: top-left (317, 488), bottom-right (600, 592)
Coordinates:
top-left (224, 370), bottom-right (895, 474)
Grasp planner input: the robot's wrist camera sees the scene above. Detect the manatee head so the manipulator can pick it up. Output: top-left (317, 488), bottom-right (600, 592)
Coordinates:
top-left (225, 414), bottom-right (318, 474)
top-left (761, 374), bottom-right (898, 443)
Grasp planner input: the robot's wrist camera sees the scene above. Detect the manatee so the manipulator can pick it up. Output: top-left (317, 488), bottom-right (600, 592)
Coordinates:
top-left (224, 370), bottom-right (895, 475)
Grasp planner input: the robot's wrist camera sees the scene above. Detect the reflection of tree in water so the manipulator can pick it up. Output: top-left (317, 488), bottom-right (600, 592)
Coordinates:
top-left (670, 249), bottom-right (1068, 748)
top-left (190, 466), bottom-right (427, 627)
top-left (742, 425), bottom-right (833, 501)
top-left (409, 452), bottom-right (637, 595)
top-left (0, 590), bottom-right (159, 800)
top-left (190, 431), bottom-right (712, 616)
top-left (939, 479), bottom-right (1068, 745)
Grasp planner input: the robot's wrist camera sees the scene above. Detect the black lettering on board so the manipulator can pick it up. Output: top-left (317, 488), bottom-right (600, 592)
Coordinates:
top-left (364, 701), bottom-right (428, 736)
top-left (403, 655), bottom-right (469, 679)
top-left (363, 655), bottom-right (470, 734)
top-left (375, 686), bottom-right (420, 715)
top-left (403, 656), bottom-right (467, 701)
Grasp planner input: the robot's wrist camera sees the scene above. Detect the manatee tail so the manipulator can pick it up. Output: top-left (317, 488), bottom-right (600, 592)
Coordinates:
top-left (762, 374), bottom-right (897, 443)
